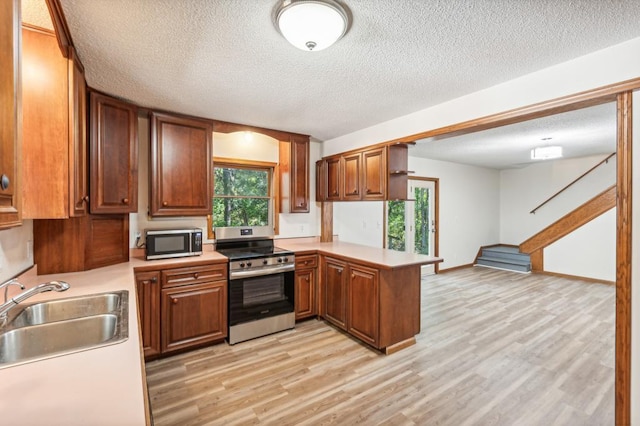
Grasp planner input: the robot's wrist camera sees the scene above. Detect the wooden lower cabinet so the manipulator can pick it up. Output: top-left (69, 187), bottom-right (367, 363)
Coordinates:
top-left (323, 257), bottom-right (348, 329)
top-left (321, 255), bottom-right (421, 352)
top-left (294, 254), bottom-right (318, 320)
top-left (347, 264), bottom-right (379, 346)
top-left (161, 281), bottom-right (227, 354)
top-left (135, 262), bottom-right (228, 361)
top-left (135, 271), bottom-right (160, 359)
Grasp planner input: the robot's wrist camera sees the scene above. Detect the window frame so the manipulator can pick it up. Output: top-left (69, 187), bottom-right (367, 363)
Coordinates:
top-left (207, 157), bottom-right (279, 239)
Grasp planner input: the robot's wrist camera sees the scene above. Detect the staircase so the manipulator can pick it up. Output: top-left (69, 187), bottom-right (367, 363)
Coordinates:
top-left (475, 245), bottom-right (531, 273)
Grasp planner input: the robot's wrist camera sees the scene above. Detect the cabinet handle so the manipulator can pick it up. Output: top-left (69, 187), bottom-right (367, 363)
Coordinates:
top-left (366, 188), bottom-right (372, 194)
top-left (194, 273), bottom-right (199, 279)
top-left (304, 260), bottom-right (309, 265)
top-left (305, 277), bottom-right (309, 282)
top-left (331, 190), bottom-right (338, 196)
top-left (351, 188), bottom-right (357, 194)
top-left (0, 174), bottom-right (10, 191)
top-left (162, 201), bottom-right (168, 207)
top-left (82, 195), bottom-right (89, 202)
top-left (351, 274), bottom-right (355, 279)
top-left (122, 198), bottom-right (129, 204)
top-left (172, 298), bottom-right (178, 304)
top-left (297, 202), bottom-right (305, 208)
top-left (150, 277), bottom-right (157, 283)
top-left (337, 269), bottom-right (342, 274)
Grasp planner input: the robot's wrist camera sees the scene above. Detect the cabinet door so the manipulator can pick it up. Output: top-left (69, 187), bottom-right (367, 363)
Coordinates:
top-left (89, 92), bottom-right (138, 213)
top-left (295, 268), bottom-right (316, 320)
top-left (161, 281), bottom-right (227, 354)
top-left (150, 112), bottom-right (212, 216)
top-left (362, 148), bottom-right (386, 200)
top-left (0, 0), bottom-right (20, 229)
top-left (290, 138), bottom-right (309, 212)
top-left (135, 271), bottom-right (161, 359)
top-left (347, 264), bottom-right (379, 346)
top-left (323, 257), bottom-right (347, 330)
top-left (326, 157), bottom-right (341, 201)
top-left (343, 153), bottom-right (361, 200)
top-left (85, 214), bottom-right (129, 270)
top-left (68, 48), bottom-right (88, 216)
top-left (315, 160), bottom-right (326, 202)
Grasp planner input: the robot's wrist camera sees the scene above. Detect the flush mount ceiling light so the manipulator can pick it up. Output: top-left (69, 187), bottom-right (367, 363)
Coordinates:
top-left (531, 145), bottom-right (563, 160)
top-left (275, 0), bottom-right (350, 51)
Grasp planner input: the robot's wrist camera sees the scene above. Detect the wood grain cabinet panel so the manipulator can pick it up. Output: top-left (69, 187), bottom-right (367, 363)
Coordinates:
top-left (326, 157), bottom-right (341, 201)
top-left (89, 91), bottom-right (138, 214)
top-left (279, 137), bottom-right (310, 213)
top-left (347, 264), bottom-right (379, 346)
top-left (362, 148), bottom-right (386, 200)
top-left (0, 0), bottom-right (22, 229)
top-left (323, 257), bottom-right (347, 330)
top-left (343, 153), bottom-right (361, 200)
top-left (295, 254), bottom-right (318, 320)
top-left (161, 281), bottom-right (227, 354)
top-left (316, 160), bottom-right (326, 202)
top-left (22, 29), bottom-right (88, 219)
top-left (150, 112), bottom-right (213, 217)
top-left (135, 271), bottom-right (161, 360)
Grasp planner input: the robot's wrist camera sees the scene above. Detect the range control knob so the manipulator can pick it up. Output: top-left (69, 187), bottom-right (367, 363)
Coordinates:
top-left (247, 262), bottom-right (252, 267)
top-left (239, 263), bottom-right (245, 268)
top-left (283, 257), bottom-right (289, 262)
top-left (277, 258), bottom-right (283, 263)
top-left (263, 259), bottom-right (268, 265)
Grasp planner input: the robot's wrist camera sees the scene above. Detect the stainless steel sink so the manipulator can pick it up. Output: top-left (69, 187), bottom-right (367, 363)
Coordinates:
top-left (0, 290), bottom-right (128, 369)
top-left (8, 292), bottom-right (123, 328)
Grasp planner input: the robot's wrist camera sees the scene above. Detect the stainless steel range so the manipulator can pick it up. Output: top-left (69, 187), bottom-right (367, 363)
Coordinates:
top-left (215, 232), bottom-right (295, 345)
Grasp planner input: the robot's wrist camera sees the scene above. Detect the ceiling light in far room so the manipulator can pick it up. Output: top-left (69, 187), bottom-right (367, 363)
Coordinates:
top-left (275, 0), bottom-right (350, 51)
top-left (531, 142), bottom-right (563, 160)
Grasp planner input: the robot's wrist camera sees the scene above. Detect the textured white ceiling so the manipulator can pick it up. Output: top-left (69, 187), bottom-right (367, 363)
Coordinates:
top-left (22, 0), bottom-right (53, 30)
top-left (57, 0), bottom-right (640, 142)
top-left (410, 102), bottom-right (617, 169)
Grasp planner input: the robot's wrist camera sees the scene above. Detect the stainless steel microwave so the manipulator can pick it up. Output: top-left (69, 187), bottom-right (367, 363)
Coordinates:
top-left (145, 228), bottom-right (203, 260)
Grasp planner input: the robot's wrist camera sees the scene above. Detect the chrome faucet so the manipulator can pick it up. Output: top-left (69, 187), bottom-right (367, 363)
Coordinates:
top-left (0, 278), bottom-right (25, 303)
top-left (0, 280), bottom-right (70, 323)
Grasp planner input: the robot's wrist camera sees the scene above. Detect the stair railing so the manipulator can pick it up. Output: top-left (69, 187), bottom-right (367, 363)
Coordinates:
top-left (529, 152), bottom-right (616, 214)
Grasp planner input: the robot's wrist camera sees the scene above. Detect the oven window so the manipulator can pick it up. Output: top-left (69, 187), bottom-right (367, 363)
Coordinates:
top-left (243, 275), bottom-right (285, 306)
top-left (212, 165), bottom-right (272, 227)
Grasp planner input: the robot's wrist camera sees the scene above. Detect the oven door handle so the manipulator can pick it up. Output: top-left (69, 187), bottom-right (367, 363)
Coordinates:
top-left (230, 264), bottom-right (295, 279)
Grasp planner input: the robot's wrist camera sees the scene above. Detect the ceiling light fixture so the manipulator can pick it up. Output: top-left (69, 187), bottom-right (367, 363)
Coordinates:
top-left (531, 145), bottom-right (563, 160)
top-left (275, 0), bottom-right (350, 51)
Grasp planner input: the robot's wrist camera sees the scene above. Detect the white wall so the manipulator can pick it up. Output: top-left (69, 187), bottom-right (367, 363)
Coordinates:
top-left (333, 202), bottom-right (385, 247)
top-left (410, 157), bottom-right (500, 269)
top-left (499, 154), bottom-right (616, 243)
top-left (0, 221), bottom-right (33, 282)
top-left (631, 90), bottom-right (639, 425)
top-left (499, 154), bottom-right (616, 281)
top-left (129, 118), bottom-right (321, 245)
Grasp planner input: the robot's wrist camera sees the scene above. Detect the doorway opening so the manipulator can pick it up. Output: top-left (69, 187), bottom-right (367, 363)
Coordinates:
top-left (385, 177), bottom-right (439, 275)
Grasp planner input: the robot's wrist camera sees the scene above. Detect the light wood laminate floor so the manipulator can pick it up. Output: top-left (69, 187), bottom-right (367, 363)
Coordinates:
top-left (146, 267), bottom-right (615, 425)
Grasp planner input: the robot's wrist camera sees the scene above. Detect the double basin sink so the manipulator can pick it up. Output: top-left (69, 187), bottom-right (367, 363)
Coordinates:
top-left (0, 290), bottom-right (129, 369)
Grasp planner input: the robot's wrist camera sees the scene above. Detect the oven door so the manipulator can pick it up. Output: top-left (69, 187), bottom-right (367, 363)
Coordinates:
top-left (229, 270), bottom-right (294, 326)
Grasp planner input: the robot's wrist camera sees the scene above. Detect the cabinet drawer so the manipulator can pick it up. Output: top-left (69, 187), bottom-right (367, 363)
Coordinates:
top-left (161, 263), bottom-right (227, 288)
top-left (295, 255), bottom-right (318, 270)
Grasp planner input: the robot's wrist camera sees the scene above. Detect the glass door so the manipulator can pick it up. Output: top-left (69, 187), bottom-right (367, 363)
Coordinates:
top-left (386, 179), bottom-right (437, 275)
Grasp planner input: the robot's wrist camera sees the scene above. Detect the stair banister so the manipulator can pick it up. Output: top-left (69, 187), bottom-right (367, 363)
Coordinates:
top-left (529, 152), bottom-right (616, 214)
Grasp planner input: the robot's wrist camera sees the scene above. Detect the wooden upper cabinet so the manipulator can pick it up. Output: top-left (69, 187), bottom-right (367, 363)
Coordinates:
top-left (22, 28), bottom-right (88, 219)
top-left (150, 112), bottom-right (213, 216)
top-left (362, 148), bottom-right (386, 200)
top-left (316, 143), bottom-right (410, 202)
top-left (279, 136), bottom-right (310, 213)
top-left (68, 48), bottom-right (88, 216)
top-left (89, 91), bottom-right (138, 214)
top-left (0, 0), bottom-right (22, 229)
top-left (343, 153), bottom-right (361, 200)
top-left (326, 157), bottom-right (341, 201)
